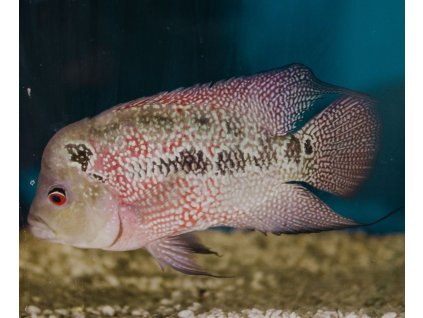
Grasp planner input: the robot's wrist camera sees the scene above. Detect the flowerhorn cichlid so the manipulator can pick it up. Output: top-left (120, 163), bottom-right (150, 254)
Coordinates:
top-left (28, 64), bottom-right (379, 276)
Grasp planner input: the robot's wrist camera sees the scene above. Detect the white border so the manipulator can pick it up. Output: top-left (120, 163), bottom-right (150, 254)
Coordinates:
top-left (10, 1), bottom-right (409, 317)
top-left (0, 0), bottom-right (19, 316)
top-left (406, 0), bottom-right (420, 316)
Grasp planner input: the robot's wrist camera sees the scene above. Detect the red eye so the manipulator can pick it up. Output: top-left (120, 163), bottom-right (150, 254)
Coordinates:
top-left (48, 188), bottom-right (67, 206)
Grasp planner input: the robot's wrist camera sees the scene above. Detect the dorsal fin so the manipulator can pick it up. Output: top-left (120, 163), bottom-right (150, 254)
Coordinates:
top-left (111, 64), bottom-right (368, 135)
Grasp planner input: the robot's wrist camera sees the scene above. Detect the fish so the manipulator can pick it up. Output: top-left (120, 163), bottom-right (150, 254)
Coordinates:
top-left (28, 64), bottom-right (379, 276)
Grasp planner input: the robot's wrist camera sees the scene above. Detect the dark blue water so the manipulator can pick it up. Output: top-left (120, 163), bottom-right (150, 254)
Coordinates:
top-left (20, 0), bottom-right (404, 232)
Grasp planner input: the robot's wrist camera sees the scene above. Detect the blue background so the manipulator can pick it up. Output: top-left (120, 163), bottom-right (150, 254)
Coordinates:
top-left (20, 0), bottom-right (404, 232)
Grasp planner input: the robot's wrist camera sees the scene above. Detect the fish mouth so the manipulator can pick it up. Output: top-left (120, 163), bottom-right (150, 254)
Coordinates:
top-left (27, 214), bottom-right (56, 240)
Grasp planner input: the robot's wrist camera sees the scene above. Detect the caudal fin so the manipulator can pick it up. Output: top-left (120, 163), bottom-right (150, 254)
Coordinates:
top-left (296, 96), bottom-right (379, 196)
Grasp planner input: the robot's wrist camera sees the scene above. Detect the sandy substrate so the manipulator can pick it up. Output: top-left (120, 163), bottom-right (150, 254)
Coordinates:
top-left (20, 230), bottom-right (404, 317)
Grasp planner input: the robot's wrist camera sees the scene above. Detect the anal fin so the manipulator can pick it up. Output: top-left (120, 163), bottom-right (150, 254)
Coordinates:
top-left (146, 233), bottom-right (222, 276)
top-left (226, 182), bottom-right (358, 235)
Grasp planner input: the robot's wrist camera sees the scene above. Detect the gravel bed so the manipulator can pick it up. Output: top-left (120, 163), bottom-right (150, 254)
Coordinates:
top-left (20, 230), bottom-right (404, 317)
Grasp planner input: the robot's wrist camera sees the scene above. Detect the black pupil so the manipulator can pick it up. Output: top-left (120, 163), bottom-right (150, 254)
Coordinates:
top-left (48, 187), bottom-right (66, 202)
top-left (51, 194), bottom-right (62, 203)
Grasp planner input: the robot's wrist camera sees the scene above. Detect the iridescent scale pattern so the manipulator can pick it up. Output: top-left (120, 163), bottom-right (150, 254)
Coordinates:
top-left (65, 64), bottom-right (377, 243)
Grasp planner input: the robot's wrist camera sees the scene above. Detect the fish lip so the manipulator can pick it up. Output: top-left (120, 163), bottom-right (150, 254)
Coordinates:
top-left (27, 215), bottom-right (56, 240)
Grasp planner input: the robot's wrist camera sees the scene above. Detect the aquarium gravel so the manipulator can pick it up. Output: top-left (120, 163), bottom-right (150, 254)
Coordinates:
top-left (20, 230), bottom-right (404, 317)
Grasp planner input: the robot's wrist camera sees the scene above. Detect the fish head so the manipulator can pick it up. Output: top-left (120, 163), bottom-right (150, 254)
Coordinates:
top-left (28, 120), bottom-right (121, 249)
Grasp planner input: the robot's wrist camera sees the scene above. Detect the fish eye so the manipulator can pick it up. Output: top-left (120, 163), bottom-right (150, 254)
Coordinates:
top-left (48, 187), bottom-right (67, 206)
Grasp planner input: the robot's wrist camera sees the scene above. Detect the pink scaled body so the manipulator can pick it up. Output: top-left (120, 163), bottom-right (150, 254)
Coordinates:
top-left (28, 64), bottom-right (378, 275)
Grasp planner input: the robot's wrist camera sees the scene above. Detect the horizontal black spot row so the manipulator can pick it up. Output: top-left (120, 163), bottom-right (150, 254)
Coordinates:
top-left (216, 145), bottom-right (277, 176)
top-left (152, 148), bottom-right (213, 176)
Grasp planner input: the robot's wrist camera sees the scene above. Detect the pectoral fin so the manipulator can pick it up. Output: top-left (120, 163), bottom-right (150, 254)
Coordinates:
top-left (146, 233), bottom-right (221, 276)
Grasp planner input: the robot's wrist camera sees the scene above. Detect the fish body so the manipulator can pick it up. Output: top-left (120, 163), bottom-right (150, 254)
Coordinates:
top-left (28, 64), bottom-right (378, 275)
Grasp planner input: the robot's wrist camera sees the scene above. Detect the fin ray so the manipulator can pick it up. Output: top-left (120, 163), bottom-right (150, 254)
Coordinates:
top-left (296, 96), bottom-right (379, 196)
top-left (224, 182), bottom-right (358, 235)
top-left (146, 233), bottom-right (220, 276)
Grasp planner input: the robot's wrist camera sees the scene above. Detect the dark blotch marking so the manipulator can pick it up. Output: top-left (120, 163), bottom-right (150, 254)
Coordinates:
top-left (90, 122), bottom-right (120, 137)
top-left (153, 148), bottom-right (213, 176)
top-left (155, 115), bottom-right (173, 126)
top-left (216, 149), bottom-right (246, 175)
top-left (251, 144), bottom-right (277, 170)
top-left (225, 120), bottom-right (232, 134)
top-left (224, 119), bottom-right (243, 137)
top-left (195, 116), bottom-right (210, 126)
top-left (179, 148), bottom-right (213, 175)
top-left (136, 112), bottom-right (174, 130)
top-left (153, 145), bottom-right (277, 177)
top-left (91, 173), bottom-right (106, 182)
top-left (216, 150), bottom-right (229, 175)
top-left (285, 135), bottom-right (301, 164)
top-left (215, 146), bottom-right (275, 174)
top-left (65, 143), bottom-right (93, 172)
top-left (304, 139), bottom-right (313, 155)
